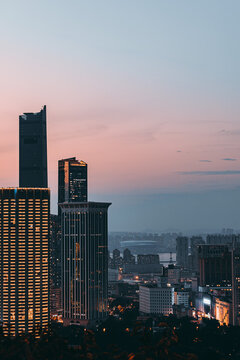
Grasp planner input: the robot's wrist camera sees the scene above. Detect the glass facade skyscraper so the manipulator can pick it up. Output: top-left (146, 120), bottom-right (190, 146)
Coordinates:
top-left (58, 157), bottom-right (87, 212)
top-left (19, 105), bottom-right (48, 188)
top-left (60, 201), bottom-right (110, 323)
top-left (0, 188), bottom-right (50, 336)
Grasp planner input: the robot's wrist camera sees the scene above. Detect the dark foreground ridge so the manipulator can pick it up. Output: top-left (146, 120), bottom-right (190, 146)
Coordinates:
top-left (1, 315), bottom-right (240, 360)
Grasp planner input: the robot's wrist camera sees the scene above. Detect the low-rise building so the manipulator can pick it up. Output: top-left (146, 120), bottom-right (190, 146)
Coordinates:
top-left (214, 297), bottom-right (232, 326)
top-left (174, 289), bottom-right (189, 307)
top-left (139, 285), bottom-right (173, 315)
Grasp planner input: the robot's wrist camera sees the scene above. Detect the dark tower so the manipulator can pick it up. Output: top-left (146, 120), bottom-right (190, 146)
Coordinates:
top-left (19, 105), bottom-right (48, 187)
top-left (60, 201), bottom-right (111, 323)
top-left (58, 157), bottom-right (87, 215)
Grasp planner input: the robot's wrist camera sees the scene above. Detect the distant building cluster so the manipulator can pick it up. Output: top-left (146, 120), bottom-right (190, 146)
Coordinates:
top-left (108, 233), bottom-right (240, 327)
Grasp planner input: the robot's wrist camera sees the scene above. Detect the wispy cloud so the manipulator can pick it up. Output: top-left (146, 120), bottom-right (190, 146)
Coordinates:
top-left (219, 129), bottom-right (240, 136)
top-left (199, 160), bottom-right (212, 163)
top-left (222, 158), bottom-right (237, 161)
top-left (179, 170), bottom-right (240, 176)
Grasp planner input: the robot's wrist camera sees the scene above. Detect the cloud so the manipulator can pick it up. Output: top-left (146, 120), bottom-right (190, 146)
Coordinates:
top-left (222, 158), bottom-right (237, 161)
top-left (199, 160), bottom-right (212, 163)
top-left (219, 129), bottom-right (240, 136)
top-left (179, 170), bottom-right (240, 176)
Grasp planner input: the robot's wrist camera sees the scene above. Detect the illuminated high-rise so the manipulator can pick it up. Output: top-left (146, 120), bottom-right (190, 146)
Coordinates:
top-left (58, 157), bottom-right (87, 215)
top-left (19, 105), bottom-right (48, 188)
top-left (60, 201), bottom-right (111, 324)
top-left (0, 188), bottom-right (50, 336)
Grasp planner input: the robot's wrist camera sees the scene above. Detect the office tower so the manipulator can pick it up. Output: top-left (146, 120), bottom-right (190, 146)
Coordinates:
top-left (58, 157), bottom-right (87, 215)
top-left (176, 236), bottom-right (189, 269)
top-left (198, 244), bottom-right (232, 287)
top-left (0, 188), bottom-right (50, 336)
top-left (19, 105), bottom-right (48, 188)
top-left (60, 201), bottom-right (111, 324)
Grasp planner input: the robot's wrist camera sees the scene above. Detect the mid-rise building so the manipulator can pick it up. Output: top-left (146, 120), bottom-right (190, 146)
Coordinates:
top-left (19, 106), bottom-right (48, 188)
top-left (60, 201), bottom-right (111, 324)
top-left (0, 188), bottom-right (50, 336)
top-left (139, 285), bottom-right (173, 315)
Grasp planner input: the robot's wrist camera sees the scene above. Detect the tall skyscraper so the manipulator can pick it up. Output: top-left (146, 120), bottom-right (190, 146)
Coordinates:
top-left (58, 157), bottom-right (87, 215)
top-left (19, 105), bottom-right (48, 188)
top-left (0, 188), bottom-right (50, 336)
top-left (60, 201), bottom-right (111, 324)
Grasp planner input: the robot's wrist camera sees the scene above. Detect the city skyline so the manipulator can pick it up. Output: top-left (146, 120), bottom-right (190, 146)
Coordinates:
top-left (1, 1), bottom-right (240, 232)
top-left (1, 1), bottom-right (240, 354)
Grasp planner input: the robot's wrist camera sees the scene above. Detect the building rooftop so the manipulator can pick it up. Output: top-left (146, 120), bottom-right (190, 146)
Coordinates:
top-left (59, 201), bottom-right (111, 209)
